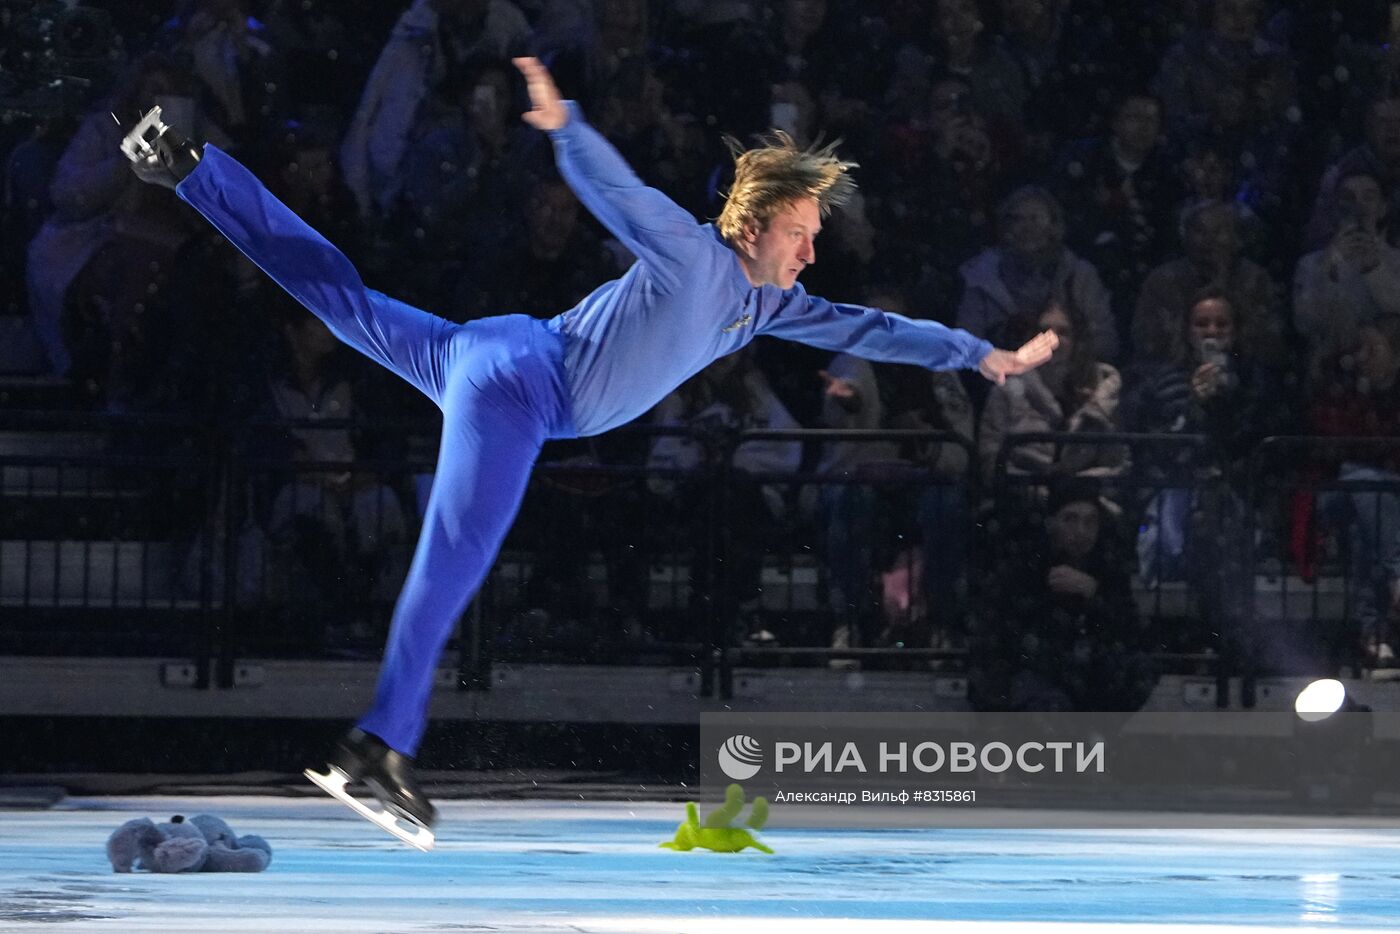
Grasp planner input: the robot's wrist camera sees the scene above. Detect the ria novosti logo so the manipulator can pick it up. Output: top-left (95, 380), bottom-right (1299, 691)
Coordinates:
top-left (717, 734), bottom-right (763, 780)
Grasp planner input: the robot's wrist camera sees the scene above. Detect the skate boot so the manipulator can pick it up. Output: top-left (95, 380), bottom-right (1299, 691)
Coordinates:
top-left (304, 728), bottom-right (437, 851)
top-left (118, 105), bottom-right (202, 189)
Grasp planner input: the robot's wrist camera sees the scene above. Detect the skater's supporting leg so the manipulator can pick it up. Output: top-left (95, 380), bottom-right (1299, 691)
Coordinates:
top-left (176, 145), bottom-right (454, 405)
top-left (356, 348), bottom-right (556, 754)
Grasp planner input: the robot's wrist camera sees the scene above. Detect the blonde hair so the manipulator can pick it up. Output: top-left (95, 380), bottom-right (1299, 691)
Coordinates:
top-left (716, 131), bottom-right (858, 242)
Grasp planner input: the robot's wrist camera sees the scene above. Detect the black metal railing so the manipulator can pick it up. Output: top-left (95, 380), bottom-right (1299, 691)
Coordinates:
top-left (1, 413), bottom-right (1395, 705)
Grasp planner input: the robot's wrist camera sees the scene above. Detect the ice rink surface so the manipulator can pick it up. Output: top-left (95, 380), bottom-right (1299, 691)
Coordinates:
top-left (2, 795), bottom-right (1399, 932)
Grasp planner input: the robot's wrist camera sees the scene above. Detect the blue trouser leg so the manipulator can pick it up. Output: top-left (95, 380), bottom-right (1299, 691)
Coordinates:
top-left (357, 339), bottom-right (550, 752)
top-left (177, 146), bottom-right (454, 404)
top-left (178, 146), bottom-right (575, 755)
top-left (358, 317), bottom-right (570, 753)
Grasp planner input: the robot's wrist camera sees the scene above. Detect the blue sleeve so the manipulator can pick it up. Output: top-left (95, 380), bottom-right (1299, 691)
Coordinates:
top-left (758, 290), bottom-right (994, 371)
top-left (548, 102), bottom-right (703, 292)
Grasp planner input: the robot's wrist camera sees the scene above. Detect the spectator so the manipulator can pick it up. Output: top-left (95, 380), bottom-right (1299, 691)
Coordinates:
top-left (1152, 0), bottom-right (1295, 144)
top-left (1294, 169), bottom-right (1400, 364)
top-left (1185, 55), bottom-right (1300, 249)
top-left (647, 349), bottom-right (802, 640)
top-left (260, 118), bottom-right (362, 256)
top-left (993, 0), bottom-right (1062, 93)
top-left (340, 0), bottom-right (530, 219)
top-left (816, 291), bottom-right (975, 649)
top-left (590, 54), bottom-right (689, 191)
top-left (263, 0), bottom-right (379, 124)
top-left (26, 55), bottom-right (224, 385)
top-left (1126, 287), bottom-right (1290, 471)
top-left (461, 176), bottom-right (622, 320)
top-left (1132, 199), bottom-right (1286, 366)
top-left (921, 0), bottom-right (1029, 142)
top-left (877, 76), bottom-right (1006, 311)
top-left (1308, 319), bottom-right (1400, 664)
top-left (970, 479), bottom-right (1153, 711)
top-left (397, 57), bottom-right (550, 287)
top-left (537, 0), bottom-right (672, 138)
top-left (1053, 93), bottom-right (1180, 334)
top-left (759, 0), bottom-right (886, 160)
top-left (956, 185), bottom-right (1119, 361)
top-left (995, 0), bottom-right (1131, 143)
top-left (253, 295), bottom-right (411, 643)
top-left (1123, 288), bottom-right (1291, 593)
top-left (2, 116), bottom-right (71, 321)
top-left (1307, 95), bottom-right (1400, 249)
top-left (979, 299), bottom-right (1126, 483)
top-left (166, 0), bottom-right (280, 137)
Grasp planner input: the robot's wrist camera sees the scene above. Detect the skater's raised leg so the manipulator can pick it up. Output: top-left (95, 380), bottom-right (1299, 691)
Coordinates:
top-left (123, 108), bottom-right (456, 406)
top-left (125, 113), bottom-right (575, 847)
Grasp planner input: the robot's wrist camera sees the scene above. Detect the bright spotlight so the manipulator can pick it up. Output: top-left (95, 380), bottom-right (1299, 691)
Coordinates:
top-left (1294, 679), bottom-right (1346, 722)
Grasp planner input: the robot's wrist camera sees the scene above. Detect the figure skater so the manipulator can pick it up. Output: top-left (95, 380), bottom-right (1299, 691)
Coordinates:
top-left (121, 57), bottom-right (1056, 849)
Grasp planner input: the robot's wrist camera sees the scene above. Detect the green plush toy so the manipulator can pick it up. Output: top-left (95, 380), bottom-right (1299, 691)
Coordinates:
top-left (660, 783), bottom-right (773, 854)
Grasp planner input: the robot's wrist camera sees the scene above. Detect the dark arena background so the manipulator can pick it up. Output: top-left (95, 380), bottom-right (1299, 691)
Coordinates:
top-left (2, 0), bottom-right (1400, 930)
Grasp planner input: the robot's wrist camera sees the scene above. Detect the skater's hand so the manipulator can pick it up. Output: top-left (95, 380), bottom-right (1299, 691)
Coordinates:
top-left (977, 330), bottom-right (1059, 385)
top-left (514, 57), bottom-right (569, 131)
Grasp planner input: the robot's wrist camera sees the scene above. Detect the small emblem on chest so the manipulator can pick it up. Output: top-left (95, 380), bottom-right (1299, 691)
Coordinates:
top-left (722, 314), bottom-right (753, 333)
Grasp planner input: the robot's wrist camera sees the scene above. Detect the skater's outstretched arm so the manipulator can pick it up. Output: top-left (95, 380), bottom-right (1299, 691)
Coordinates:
top-left (515, 57), bottom-right (702, 292)
top-left (759, 289), bottom-right (1057, 382)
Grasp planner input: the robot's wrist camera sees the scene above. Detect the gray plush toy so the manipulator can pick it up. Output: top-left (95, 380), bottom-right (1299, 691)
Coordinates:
top-left (106, 814), bottom-right (272, 873)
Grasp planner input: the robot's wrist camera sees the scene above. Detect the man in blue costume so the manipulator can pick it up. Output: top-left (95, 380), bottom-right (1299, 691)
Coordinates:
top-left (123, 57), bottom-right (1056, 848)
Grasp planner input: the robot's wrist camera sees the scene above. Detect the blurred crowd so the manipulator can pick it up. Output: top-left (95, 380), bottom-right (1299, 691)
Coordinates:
top-left (2, 0), bottom-right (1400, 707)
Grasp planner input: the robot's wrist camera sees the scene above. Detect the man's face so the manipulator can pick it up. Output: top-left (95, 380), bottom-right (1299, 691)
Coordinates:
top-left (740, 198), bottom-right (821, 289)
top-left (1213, 0), bottom-right (1260, 42)
top-left (1183, 151), bottom-right (1225, 200)
top-left (1367, 100), bottom-right (1400, 162)
top-left (468, 71), bottom-right (511, 134)
top-left (1338, 174), bottom-right (1387, 231)
top-left (1002, 196), bottom-right (1055, 257)
top-left (928, 78), bottom-right (974, 130)
top-left (783, 0), bottom-right (826, 40)
top-left (1113, 97), bottom-right (1161, 153)
top-left (1184, 205), bottom-right (1238, 264)
top-left (935, 0), bottom-right (982, 42)
top-left (1047, 500), bottom-right (1100, 560)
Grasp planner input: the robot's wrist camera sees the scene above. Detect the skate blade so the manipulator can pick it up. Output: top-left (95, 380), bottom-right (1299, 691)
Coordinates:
top-left (304, 766), bottom-right (435, 852)
top-left (118, 106), bottom-right (170, 163)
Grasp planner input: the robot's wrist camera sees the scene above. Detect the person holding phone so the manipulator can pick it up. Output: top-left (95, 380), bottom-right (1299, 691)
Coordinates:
top-left (1294, 169), bottom-right (1400, 367)
top-left (1125, 288), bottom-right (1287, 460)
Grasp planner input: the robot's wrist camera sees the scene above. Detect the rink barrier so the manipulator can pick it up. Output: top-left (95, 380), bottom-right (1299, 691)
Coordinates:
top-left (1, 412), bottom-right (1397, 705)
top-left (1245, 436), bottom-right (1400, 696)
top-left (990, 432), bottom-right (1229, 703)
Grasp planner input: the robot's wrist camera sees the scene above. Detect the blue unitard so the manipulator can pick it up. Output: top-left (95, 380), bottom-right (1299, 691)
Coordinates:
top-left (174, 102), bottom-right (993, 756)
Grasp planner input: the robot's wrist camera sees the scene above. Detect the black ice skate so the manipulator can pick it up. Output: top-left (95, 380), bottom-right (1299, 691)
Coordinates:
top-left (304, 728), bottom-right (438, 851)
top-left (117, 105), bottom-right (202, 188)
